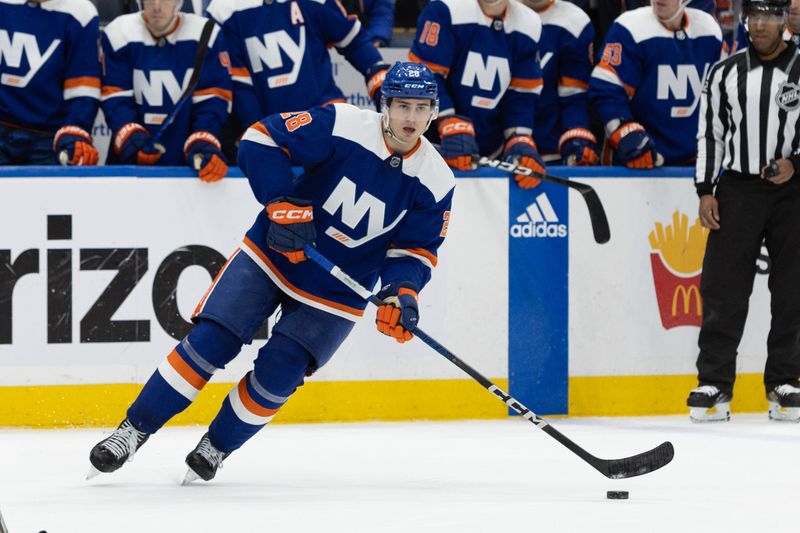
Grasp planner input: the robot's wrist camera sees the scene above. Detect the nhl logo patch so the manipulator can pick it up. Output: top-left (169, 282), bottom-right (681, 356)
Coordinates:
top-left (776, 82), bottom-right (800, 111)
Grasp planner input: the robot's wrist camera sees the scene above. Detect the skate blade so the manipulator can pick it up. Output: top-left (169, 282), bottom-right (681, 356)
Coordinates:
top-left (768, 402), bottom-right (800, 422)
top-left (689, 403), bottom-right (730, 423)
top-left (182, 468), bottom-right (202, 485)
top-left (86, 465), bottom-right (103, 480)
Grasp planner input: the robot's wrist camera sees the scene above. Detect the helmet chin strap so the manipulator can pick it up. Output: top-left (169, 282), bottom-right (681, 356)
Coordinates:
top-left (654, 0), bottom-right (690, 25)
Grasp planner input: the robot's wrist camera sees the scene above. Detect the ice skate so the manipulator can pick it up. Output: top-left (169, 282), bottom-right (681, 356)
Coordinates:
top-left (183, 433), bottom-right (229, 484)
top-left (88, 418), bottom-right (150, 479)
top-left (767, 384), bottom-right (800, 422)
top-left (687, 385), bottom-right (731, 422)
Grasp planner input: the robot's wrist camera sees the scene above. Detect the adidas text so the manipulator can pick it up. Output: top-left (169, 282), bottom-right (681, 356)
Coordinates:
top-left (510, 222), bottom-right (567, 238)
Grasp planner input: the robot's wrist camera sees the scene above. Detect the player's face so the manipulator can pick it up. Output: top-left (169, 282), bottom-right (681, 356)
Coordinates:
top-left (142, 0), bottom-right (180, 36)
top-left (519, 0), bottom-right (551, 10)
top-left (747, 9), bottom-right (786, 54)
top-left (652, 0), bottom-right (683, 22)
top-left (478, 0), bottom-right (508, 16)
top-left (789, 0), bottom-right (800, 31)
top-left (387, 98), bottom-right (434, 144)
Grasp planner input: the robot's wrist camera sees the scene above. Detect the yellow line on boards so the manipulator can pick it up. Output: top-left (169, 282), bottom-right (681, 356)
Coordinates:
top-left (0, 378), bottom-right (510, 428)
top-left (569, 373), bottom-right (769, 416)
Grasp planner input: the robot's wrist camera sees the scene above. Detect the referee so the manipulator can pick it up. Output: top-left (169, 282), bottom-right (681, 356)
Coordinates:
top-left (688, 0), bottom-right (800, 422)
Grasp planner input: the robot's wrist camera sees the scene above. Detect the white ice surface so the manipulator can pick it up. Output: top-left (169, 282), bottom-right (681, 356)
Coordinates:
top-left (0, 415), bottom-right (798, 533)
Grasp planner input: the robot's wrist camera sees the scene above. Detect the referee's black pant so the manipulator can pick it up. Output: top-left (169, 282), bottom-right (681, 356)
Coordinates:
top-left (697, 171), bottom-right (800, 396)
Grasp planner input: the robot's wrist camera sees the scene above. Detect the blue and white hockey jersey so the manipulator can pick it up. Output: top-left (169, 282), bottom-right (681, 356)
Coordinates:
top-left (533, 0), bottom-right (595, 158)
top-left (0, 0), bottom-right (100, 132)
top-left (589, 7), bottom-right (723, 165)
top-left (100, 13), bottom-right (232, 165)
top-left (236, 104), bottom-right (455, 320)
top-left (207, 0), bottom-right (384, 129)
top-left (409, 0), bottom-right (543, 155)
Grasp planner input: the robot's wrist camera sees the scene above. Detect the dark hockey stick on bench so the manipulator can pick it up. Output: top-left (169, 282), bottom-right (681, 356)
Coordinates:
top-left (147, 18), bottom-right (216, 161)
top-left (304, 245), bottom-right (674, 479)
top-left (478, 157), bottom-right (611, 244)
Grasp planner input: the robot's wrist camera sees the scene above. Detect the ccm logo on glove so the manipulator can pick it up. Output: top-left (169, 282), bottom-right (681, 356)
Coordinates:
top-left (266, 204), bottom-right (313, 222)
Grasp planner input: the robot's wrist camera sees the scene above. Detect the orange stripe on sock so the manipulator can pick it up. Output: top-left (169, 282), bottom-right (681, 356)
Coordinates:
top-left (237, 379), bottom-right (279, 417)
top-left (167, 349), bottom-right (207, 390)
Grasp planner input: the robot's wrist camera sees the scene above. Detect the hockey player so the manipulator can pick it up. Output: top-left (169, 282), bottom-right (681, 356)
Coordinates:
top-left (409, 0), bottom-right (547, 188)
top-left (787, 0), bottom-right (800, 43)
top-left (87, 62), bottom-right (455, 483)
top-left (0, 0), bottom-right (101, 165)
top-left (520, 0), bottom-right (599, 166)
top-left (101, 0), bottom-right (232, 182)
top-left (688, 0), bottom-right (800, 423)
top-left (589, 0), bottom-right (723, 168)
top-left (206, 0), bottom-right (389, 139)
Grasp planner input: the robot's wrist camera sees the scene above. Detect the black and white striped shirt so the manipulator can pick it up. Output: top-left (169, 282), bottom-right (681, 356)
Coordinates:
top-left (695, 42), bottom-right (800, 195)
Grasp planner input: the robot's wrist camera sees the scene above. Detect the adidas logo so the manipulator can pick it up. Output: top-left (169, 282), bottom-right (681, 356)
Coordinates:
top-left (510, 193), bottom-right (567, 238)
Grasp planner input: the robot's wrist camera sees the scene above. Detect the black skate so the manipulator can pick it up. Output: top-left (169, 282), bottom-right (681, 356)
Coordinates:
top-left (767, 384), bottom-right (800, 422)
top-left (88, 418), bottom-right (150, 479)
top-left (183, 433), bottom-right (229, 484)
top-left (687, 385), bottom-right (731, 423)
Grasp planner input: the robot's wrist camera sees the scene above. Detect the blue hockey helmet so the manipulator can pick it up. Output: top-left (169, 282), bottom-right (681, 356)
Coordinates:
top-left (380, 62), bottom-right (439, 141)
top-left (382, 62), bottom-right (438, 101)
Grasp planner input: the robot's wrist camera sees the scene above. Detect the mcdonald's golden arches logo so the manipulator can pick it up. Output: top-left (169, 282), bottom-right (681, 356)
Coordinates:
top-left (648, 211), bottom-right (709, 329)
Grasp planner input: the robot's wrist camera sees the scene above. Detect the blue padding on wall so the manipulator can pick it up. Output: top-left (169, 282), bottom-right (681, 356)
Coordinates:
top-left (0, 165), bottom-right (696, 179)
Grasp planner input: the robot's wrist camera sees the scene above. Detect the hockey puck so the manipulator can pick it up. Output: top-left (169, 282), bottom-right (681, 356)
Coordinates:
top-left (606, 491), bottom-right (629, 500)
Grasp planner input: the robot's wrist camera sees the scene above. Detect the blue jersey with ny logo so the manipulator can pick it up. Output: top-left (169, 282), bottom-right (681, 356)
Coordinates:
top-left (100, 13), bottom-right (232, 165)
top-left (533, 0), bottom-right (594, 157)
top-left (0, 0), bottom-right (100, 132)
top-left (589, 7), bottom-right (723, 165)
top-left (237, 104), bottom-right (455, 320)
top-left (207, 0), bottom-right (383, 129)
top-left (409, 0), bottom-right (543, 155)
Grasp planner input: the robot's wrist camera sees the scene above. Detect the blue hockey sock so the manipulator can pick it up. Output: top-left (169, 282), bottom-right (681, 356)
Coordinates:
top-left (208, 333), bottom-right (313, 453)
top-left (127, 319), bottom-right (242, 434)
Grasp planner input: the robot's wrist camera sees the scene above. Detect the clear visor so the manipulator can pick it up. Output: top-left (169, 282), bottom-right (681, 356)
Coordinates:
top-left (745, 10), bottom-right (787, 27)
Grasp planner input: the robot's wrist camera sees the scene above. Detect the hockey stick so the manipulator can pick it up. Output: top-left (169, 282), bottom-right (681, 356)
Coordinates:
top-left (0, 506), bottom-right (8, 533)
top-left (478, 157), bottom-right (611, 244)
top-left (304, 245), bottom-right (674, 479)
top-left (147, 18), bottom-right (216, 156)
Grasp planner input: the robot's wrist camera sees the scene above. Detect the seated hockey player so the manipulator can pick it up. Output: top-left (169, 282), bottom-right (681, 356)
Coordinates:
top-left (101, 0), bottom-right (232, 182)
top-left (519, 0), bottom-right (600, 166)
top-left (409, 0), bottom-right (547, 188)
top-left (87, 62), bottom-right (455, 483)
top-left (0, 0), bottom-right (101, 166)
top-left (206, 0), bottom-right (390, 144)
top-left (688, 0), bottom-right (800, 423)
top-left (589, 0), bottom-right (723, 168)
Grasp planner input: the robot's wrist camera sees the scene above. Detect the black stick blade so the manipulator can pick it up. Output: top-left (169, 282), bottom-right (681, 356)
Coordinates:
top-left (577, 187), bottom-right (611, 244)
top-left (597, 441), bottom-right (674, 479)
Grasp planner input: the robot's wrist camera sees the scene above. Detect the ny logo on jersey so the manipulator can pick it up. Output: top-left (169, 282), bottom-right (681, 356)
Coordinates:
top-left (245, 27), bottom-right (306, 88)
top-left (461, 51), bottom-right (510, 110)
top-left (322, 177), bottom-right (406, 248)
top-left (133, 69), bottom-right (193, 107)
top-left (0, 30), bottom-right (60, 88)
top-left (657, 63), bottom-right (710, 118)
